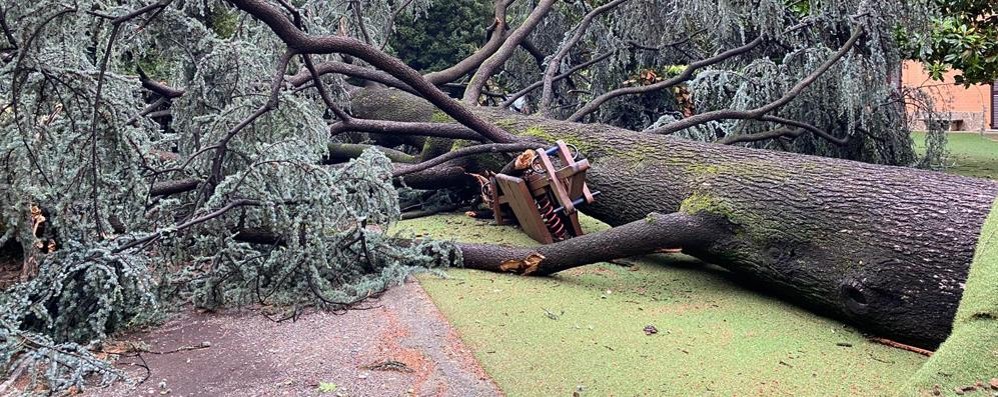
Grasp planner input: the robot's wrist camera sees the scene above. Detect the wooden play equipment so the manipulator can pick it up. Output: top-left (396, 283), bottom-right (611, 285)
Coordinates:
top-left (484, 140), bottom-right (599, 244)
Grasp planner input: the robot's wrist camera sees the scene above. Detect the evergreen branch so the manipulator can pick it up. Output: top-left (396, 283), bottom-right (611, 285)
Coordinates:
top-left (539, 0), bottom-right (630, 115)
top-left (567, 36), bottom-right (766, 122)
top-left (112, 199), bottom-right (266, 253)
top-left (500, 51), bottom-right (615, 109)
top-left (393, 142), bottom-right (537, 177)
top-left (645, 27), bottom-right (865, 135)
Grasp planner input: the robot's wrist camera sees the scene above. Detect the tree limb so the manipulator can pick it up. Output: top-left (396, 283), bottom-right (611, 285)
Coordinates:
top-left (329, 118), bottom-right (485, 141)
top-left (393, 142), bottom-right (537, 177)
top-left (463, 0), bottom-right (558, 103)
top-left (228, 0), bottom-right (520, 143)
top-left (715, 128), bottom-right (804, 145)
top-left (150, 178), bottom-right (201, 196)
top-left (460, 212), bottom-right (725, 275)
top-left (326, 143), bottom-right (418, 164)
top-left (644, 28), bottom-right (864, 135)
top-left (539, 0), bottom-right (629, 115)
top-left (567, 36), bottom-right (765, 122)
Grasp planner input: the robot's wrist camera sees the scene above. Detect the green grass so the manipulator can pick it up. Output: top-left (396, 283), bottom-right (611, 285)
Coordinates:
top-left (396, 133), bottom-right (998, 396)
top-left (913, 132), bottom-right (998, 179)
top-left (396, 215), bottom-right (927, 396)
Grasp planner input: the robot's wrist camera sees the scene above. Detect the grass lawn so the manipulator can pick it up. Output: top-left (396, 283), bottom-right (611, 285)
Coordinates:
top-left (396, 215), bottom-right (927, 396)
top-left (397, 133), bottom-right (998, 396)
top-left (913, 132), bottom-right (998, 179)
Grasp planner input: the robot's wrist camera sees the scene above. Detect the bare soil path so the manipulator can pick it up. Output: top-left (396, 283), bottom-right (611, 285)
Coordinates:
top-left (90, 280), bottom-right (501, 397)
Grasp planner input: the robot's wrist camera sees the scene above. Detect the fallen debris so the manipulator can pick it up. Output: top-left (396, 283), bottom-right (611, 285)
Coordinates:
top-left (361, 360), bottom-right (414, 373)
top-left (867, 337), bottom-right (934, 356)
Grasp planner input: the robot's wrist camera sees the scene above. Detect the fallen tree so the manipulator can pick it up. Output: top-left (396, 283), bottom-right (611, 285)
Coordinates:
top-left (3, 0), bottom-right (992, 393)
top-left (353, 87), bottom-right (998, 348)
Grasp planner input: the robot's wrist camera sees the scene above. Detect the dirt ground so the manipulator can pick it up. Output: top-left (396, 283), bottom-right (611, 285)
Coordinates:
top-left (88, 280), bottom-right (501, 397)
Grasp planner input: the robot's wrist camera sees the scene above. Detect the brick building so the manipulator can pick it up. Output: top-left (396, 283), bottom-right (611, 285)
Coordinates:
top-left (901, 61), bottom-right (997, 131)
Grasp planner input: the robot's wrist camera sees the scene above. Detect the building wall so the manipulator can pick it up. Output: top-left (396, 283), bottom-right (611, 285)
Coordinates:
top-left (901, 60), bottom-right (993, 131)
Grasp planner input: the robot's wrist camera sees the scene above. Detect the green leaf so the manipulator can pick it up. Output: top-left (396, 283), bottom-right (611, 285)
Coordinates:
top-left (317, 382), bottom-right (338, 394)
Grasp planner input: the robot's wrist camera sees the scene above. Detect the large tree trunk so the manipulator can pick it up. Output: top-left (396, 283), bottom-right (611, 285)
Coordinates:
top-left (351, 87), bottom-right (998, 348)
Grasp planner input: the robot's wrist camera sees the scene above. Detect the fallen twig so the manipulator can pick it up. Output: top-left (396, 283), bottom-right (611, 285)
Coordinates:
top-left (867, 337), bottom-right (933, 356)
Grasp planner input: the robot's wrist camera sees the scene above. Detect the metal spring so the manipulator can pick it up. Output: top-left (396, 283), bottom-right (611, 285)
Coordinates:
top-left (535, 195), bottom-right (568, 241)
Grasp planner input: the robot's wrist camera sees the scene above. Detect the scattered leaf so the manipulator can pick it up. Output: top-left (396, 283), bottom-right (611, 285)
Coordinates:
top-left (317, 382), bottom-right (338, 393)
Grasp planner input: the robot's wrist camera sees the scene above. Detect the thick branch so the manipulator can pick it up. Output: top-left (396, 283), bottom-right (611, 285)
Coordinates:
top-left (757, 115), bottom-right (850, 145)
top-left (329, 118), bottom-right (485, 141)
top-left (460, 212), bottom-right (724, 275)
top-left (139, 72), bottom-right (185, 98)
top-left (393, 142), bottom-right (537, 177)
top-left (150, 178), bottom-right (201, 196)
top-left (714, 117), bottom-right (850, 146)
top-left (519, 38), bottom-right (546, 69)
top-left (715, 128), bottom-right (803, 145)
top-left (463, 0), bottom-right (558, 103)
top-left (229, 0), bottom-right (519, 143)
top-left (394, 165), bottom-right (473, 190)
top-left (326, 143), bottom-right (418, 164)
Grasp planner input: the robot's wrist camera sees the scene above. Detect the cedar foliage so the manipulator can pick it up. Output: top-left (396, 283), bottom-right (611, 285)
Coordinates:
top-left (0, 1), bottom-right (456, 392)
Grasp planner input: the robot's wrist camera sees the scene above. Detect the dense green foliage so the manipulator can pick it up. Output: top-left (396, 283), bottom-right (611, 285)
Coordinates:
top-left (388, 0), bottom-right (493, 72)
top-left (906, 0), bottom-right (998, 85)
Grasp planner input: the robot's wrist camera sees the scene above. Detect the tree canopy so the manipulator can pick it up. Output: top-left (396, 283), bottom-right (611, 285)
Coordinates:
top-left (906, 0), bottom-right (998, 85)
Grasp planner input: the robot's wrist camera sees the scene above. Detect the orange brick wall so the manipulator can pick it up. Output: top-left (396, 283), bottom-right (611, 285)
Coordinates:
top-left (901, 61), bottom-right (993, 131)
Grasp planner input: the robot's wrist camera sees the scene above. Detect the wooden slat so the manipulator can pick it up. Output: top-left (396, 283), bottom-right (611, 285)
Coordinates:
top-left (555, 141), bottom-right (576, 194)
top-left (488, 177), bottom-right (507, 225)
top-left (524, 161), bottom-right (589, 195)
top-left (536, 151), bottom-right (575, 215)
top-left (494, 174), bottom-right (553, 244)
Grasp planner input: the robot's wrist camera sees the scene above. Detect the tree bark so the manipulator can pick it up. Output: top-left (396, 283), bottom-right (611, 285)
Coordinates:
top-left (352, 87), bottom-right (998, 348)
